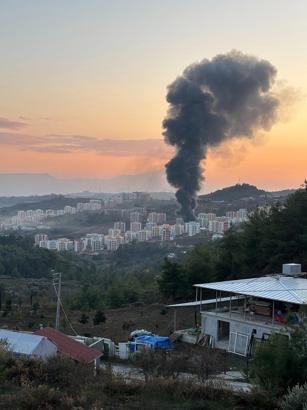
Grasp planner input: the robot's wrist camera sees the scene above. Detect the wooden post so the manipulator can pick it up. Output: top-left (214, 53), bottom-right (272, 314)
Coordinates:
top-left (174, 309), bottom-right (177, 332)
top-left (244, 297), bottom-right (247, 320)
top-left (219, 291), bottom-right (222, 312)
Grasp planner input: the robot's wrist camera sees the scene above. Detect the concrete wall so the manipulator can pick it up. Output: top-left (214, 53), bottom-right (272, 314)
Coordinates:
top-left (202, 314), bottom-right (219, 341)
top-left (201, 312), bottom-right (285, 349)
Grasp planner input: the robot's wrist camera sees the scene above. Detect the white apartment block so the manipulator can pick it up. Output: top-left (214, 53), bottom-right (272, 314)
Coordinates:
top-left (56, 238), bottom-right (74, 252)
top-left (74, 240), bottom-right (83, 253)
top-left (151, 225), bottom-right (162, 239)
top-left (147, 212), bottom-right (166, 224)
top-left (114, 221), bottom-right (126, 233)
top-left (160, 224), bottom-right (171, 241)
top-left (208, 219), bottom-right (231, 234)
top-left (46, 240), bottom-right (58, 250)
top-left (124, 231), bottom-right (137, 243)
top-left (108, 228), bottom-right (122, 237)
top-left (130, 212), bottom-right (141, 222)
top-left (171, 223), bottom-right (185, 239)
top-left (64, 206), bottom-right (77, 214)
top-left (89, 200), bottom-right (102, 210)
top-left (197, 213), bottom-right (216, 228)
top-left (46, 209), bottom-right (57, 217)
top-left (185, 221), bottom-right (201, 237)
top-left (84, 234), bottom-right (104, 252)
top-left (104, 236), bottom-right (124, 251)
top-left (35, 233), bottom-right (48, 245)
top-left (136, 230), bottom-right (150, 242)
top-left (130, 221), bottom-right (142, 232)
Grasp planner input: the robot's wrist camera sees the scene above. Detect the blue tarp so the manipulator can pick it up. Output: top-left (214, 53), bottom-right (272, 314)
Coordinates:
top-left (130, 335), bottom-right (173, 352)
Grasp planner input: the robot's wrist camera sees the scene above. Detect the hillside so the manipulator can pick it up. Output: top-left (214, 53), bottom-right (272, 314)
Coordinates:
top-left (0, 195), bottom-right (91, 216)
top-left (199, 183), bottom-right (267, 202)
top-left (0, 194), bottom-right (61, 209)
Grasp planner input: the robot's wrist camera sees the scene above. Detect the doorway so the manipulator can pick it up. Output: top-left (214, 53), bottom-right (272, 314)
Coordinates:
top-left (218, 320), bottom-right (230, 341)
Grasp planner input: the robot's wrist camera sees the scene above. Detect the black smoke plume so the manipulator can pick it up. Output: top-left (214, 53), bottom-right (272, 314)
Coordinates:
top-left (163, 50), bottom-right (279, 221)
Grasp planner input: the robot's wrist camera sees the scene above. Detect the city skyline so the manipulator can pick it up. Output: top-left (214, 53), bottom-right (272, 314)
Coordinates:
top-left (0, 1), bottom-right (306, 192)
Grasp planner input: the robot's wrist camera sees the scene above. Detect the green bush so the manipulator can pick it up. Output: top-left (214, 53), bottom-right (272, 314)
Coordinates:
top-left (1, 385), bottom-right (74, 410)
top-left (282, 383), bottom-right (307, 410)
top-left (249, 328), bottom-right (307, 395)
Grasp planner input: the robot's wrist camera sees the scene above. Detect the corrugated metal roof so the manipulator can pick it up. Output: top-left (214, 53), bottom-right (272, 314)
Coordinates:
top-left (194, 275), bottom-right (307, 305)
top-left (35, 327), bottom-right (102, 363)
top-left (167, 296), bottom-right (243, 308)
top-left (0, 329), bottom-right (48, 355)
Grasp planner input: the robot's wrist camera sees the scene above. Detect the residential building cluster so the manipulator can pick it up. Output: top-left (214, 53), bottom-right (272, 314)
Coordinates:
top-left (0, 199), bottom-right (104, 230)
top-left (197, 209), bottom-right (248, 235)
top-left (35, 208), bottom-right (249, 253)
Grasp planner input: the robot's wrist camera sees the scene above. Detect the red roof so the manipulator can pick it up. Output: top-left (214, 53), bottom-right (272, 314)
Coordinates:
top-left (34, 327), bottom-right (102, 363)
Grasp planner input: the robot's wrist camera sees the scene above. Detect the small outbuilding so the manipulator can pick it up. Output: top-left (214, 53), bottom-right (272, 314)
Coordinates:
top-left (35, 327), bottom-right (102, 367)
top-left (0, 329), bottom-right (57, 360)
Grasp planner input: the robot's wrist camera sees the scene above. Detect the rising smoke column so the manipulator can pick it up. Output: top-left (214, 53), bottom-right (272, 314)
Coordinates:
top-left (163, 51), bottom-right (279, 221)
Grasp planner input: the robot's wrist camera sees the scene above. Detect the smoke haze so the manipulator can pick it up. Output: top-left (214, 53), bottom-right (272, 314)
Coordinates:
top-left (163, 50), bottom-right (279, 221)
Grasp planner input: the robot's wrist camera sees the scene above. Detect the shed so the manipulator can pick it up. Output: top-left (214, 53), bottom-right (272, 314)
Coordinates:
top-left (0, 329), bottom-right (57, 360)
top-left (34, 327), bottom-right (102, 364)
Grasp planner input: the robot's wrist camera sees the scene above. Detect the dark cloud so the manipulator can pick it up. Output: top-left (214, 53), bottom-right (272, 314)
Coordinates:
top-left (163, 50), bottom-right (280, 221)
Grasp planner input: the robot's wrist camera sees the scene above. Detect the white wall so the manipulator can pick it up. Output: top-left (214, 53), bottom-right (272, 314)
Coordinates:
top-left (201, 312), bottom-right (286, 349)
top-left (32, 337), bottom-right (57, 360)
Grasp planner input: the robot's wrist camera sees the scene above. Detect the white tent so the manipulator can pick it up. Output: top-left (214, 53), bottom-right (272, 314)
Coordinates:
top-left (0, 329), bottom-right (57, 360)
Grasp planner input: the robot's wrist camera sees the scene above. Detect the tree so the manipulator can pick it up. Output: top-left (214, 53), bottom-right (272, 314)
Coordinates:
top-left (106, 282), bottom-right (125, 308)
top-left (32, 302), bottom-right (40, 314)
top-left (93, 310), bottom-right (106, 326)
top-left (4, 299), bottom-right (12, 313)
top-left (79, 314), bottom-right (89, 324)
top-left (159, 259), bottom-right (187, 300)
top-left (0, 284), bottom-right (5, 310)
top-left (184, 245), bottom-right (217, 286)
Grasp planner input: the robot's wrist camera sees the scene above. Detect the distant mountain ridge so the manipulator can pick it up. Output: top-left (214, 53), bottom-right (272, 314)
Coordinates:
top-left (0, 182), bottom-right (296, 216)
top-left (0, 171), bottom-right (170, 196)
top-left (199, 183), bottom-right (293, 202)
top-left (0, 173), bottom-right (296, 199)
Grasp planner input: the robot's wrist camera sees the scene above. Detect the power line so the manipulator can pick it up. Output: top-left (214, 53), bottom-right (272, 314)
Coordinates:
top-left (52, 272), bottom-right (78, 336)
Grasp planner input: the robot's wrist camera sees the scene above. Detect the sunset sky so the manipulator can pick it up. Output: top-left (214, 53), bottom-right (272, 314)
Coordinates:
top-left (0, 0), bottom-right (306, 192)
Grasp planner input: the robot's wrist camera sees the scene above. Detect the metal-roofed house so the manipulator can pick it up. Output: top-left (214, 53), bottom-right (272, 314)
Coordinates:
top-left (34, 327), bottom-right (102, 367)
top-left (0, 329), bottom-right (57, 360)
top-left (171, 264), bottom-right (307, 356)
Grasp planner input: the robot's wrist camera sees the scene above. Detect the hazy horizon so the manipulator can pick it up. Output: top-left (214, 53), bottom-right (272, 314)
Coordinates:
top-left (0, 170), bottom-right (300, 197)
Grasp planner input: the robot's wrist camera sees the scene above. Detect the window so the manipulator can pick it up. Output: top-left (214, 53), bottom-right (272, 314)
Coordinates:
top-left (228, 332), bottom-right (249, 356)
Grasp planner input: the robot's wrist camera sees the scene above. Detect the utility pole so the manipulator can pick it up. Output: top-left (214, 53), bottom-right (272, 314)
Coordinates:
top-left (52, 271), bottom-right (62, 330)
